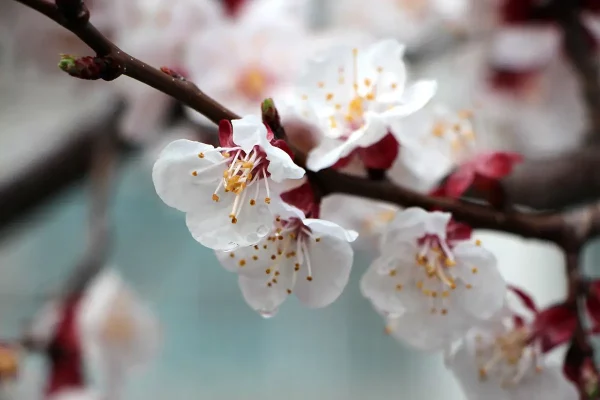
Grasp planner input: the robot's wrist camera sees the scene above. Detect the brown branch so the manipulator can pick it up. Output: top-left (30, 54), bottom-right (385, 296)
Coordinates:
top-left (566, 250), bottom-right (600, 399)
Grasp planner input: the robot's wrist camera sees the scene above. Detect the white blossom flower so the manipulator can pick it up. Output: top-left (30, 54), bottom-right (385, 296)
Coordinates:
top-left (389, 104), bottom-right (477, 186)
top-left (184, 0), bottom-right (310, 124)
top-left (328, 0), bottom-right (470, 50)
top-left (216, 202), bottom-right (357, 316)
top-left (447, 316), bottom-right (578, 400)
top-left (293, 39), bottom-right (437, 172)
top-left (78, 269), bottom-right (161, 375)
top-left (360, 207), bottom-right (506, 350)
top-left (153, 115), bottom-right (305, 251)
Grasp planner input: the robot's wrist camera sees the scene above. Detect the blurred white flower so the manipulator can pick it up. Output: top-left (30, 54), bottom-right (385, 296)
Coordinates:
top-left (292, 39), bottom-right (436, 171)
top-left (216, 201), bottom-right (357, 316)
top-left (78, 269), bottom-right (161, 374)
top-left (320, 194), bottom-right (398, 252)
top-left (153, 115), bottom-right (305, 251)
top-left (109, 0), bottom-right (222, 141)
top-left (328, 0), bottom-right (470, 50)
top-left (184, 0), bottom-right (311, 124)
top-left (390, 104), bottom-right (477, 186)
top-left (361, 207), bottom-right (506, 350)
top-left (447, 313), bottom-right (578, 400)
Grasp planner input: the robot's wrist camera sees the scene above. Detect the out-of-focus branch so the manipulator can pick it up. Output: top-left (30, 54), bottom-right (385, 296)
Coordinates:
top-left (502, 147), bottom-right (600, 210)
top-left (61, 130), bottom-right (117, 298)
top-left (565, 250), bottom-right (600, 398)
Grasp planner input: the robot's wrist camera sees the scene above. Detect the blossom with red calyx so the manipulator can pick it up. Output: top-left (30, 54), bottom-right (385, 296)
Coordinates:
top-left (216, 202), bottom-right (357, 317)
top-left (153, 115), bottom-right (305, 251)
top-left (361, 207), bottom-right (505, 350)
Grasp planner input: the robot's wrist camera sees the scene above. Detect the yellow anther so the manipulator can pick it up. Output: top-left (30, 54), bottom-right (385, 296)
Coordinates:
top-left (317, 82), bottom-right (325, 88)
top-left (366, 93), bottom-right (375, 101)
top-left (198, 152), bottom-right (205, 158)
top-left (466, 284), bottom-right (473, 289)
top-left (389, 269), bottom-right (397, 277)
top-left (229, 253), bottom-right (235, 258)
top-left (442, 290), bottom-right (450, 298)
top-left (416, 281), bottom-right (424, 289)
top-left (364, 78), bottom-right (371, 86)
top-left (377, 66), bottom-right (383, 73)
top-left (475, 239), bottom-right (482, 246)
top-left (294, 263), bottom-right (300, 271)
top-left (192, 171), bottom-right (198, 176)
top-left (441, 309), bottom-right (448, 315)
top-left (326, 93), bottom-right (334, 101)
top-left (287, 289), bottom-right (292, 294)
top-left (472, 268), bottom-right (478, 274)
top-left (265, 197), bottom-right (271, 204)
top-left (391, 83), bottom-right (398, 90)
top-left (239, 260), bottom-right (246, 267)
top-left (252, 256), bottom-right (258, 261)
top-left (444, 258), bottom-right (456, 267)
top-left (306, 276), bottom-right (313, 282)
top-left (396, 284), bottom-right (403, 291)
top-left (266, 268), bottom-right (271, 274)
top-left (249, 199), bottom-right (256, 206)
top-left (231, 217), bottom-right (238, 224)
top-left (301, 94), bottom-right (308, 100)
top-left (212, 194), bottom-right (220, 202)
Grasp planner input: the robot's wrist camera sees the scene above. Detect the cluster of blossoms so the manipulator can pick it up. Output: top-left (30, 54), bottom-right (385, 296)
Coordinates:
top-left (152, 37), bottom-right (583, 398)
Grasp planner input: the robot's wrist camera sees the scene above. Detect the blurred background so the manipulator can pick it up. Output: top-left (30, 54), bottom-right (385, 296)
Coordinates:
top-left (1, 0), bottom-right (599, 398)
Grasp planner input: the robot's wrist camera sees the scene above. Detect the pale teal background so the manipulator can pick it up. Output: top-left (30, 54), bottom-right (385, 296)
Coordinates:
top-left (0, 154), bottom-right (462, 399)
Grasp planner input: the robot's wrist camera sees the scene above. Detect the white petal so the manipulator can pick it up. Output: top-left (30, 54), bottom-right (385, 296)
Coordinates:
top-left (303, 218), bottom-right (358, 242)
top-left (186, 199), bottom-right (273, 251)
top-left (232, 115), bottom-right (267, 153)
top-left (490, 26), bottom-right (560, 70)
top-left (306, 138), bottom-right (348, 172)
top-left (381, 207), bottom-right (432, 247)
top-left (293, 235), bottom-right (353, 308)
top-left (448, 339), bottom-right (509, 400)
top-left (215, 233), bottom-right (283, 278)
top-left (152, 139), bottom-right (223, 212)
top-left (238, 273), bottom-right (290, 314)
top-left (360, 262), bottom-right (406, 315)
top-left (264, 145), bottom-right (306, 182)
top-left (453, 242), bottom-right (506, 320)
top-left (423, 211), bottom-right (452, 239)
top-left (381, 80), bottom-right (437, 119)
top-left (28, 300), bottom-right (61, 345)
top-left (366, 39), bottom-right (407, 90)
top-left (511, 366), bottom-right (578, 400)
top-left (387, 310), bottom-right (471, 351)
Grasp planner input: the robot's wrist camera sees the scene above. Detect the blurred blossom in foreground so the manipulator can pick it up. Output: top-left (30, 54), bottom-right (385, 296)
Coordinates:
top-left (447, 292), bottom-right (578, 400)
top-left (109, 0), bottom-right (222, 142)
top-left (184, 0), bottom-right (313, 124)
top-left (328, 0), bottom-right (471, 50)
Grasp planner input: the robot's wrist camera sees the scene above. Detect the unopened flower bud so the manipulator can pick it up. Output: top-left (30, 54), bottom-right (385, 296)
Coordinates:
top-left (58, 54), bottom-right (121, 81)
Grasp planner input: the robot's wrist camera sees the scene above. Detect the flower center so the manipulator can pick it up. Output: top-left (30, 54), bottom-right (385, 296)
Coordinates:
top-left (475, 328), bottom-right (541, 388)
top-left (237, 67), bottom-right (269, 101)
top-left (428, 110), bottom-right (477, 160)
top-left (100, 294), bottom-right (135, 343)
top-left (198, 148), bottom-right (271, 224)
